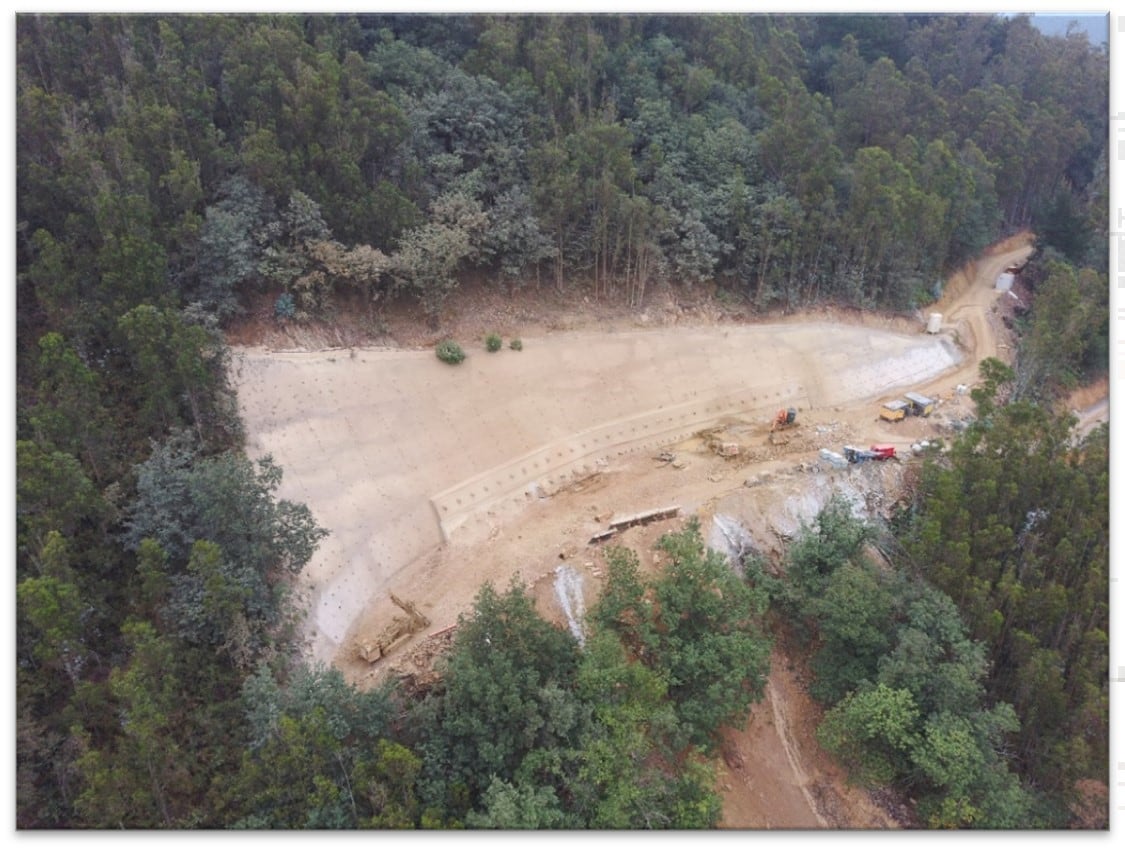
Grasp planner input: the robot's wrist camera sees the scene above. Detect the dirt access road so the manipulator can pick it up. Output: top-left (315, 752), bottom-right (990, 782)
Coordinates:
top-left (233, 233), bottom-right (1040, 828)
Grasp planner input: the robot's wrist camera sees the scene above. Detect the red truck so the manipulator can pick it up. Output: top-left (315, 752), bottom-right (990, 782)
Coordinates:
top-left (844, 444), bottom-right (898, 464)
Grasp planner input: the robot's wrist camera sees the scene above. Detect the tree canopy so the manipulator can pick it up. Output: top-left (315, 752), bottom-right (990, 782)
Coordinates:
top-left (18, 13), bottom-right (1108, 333)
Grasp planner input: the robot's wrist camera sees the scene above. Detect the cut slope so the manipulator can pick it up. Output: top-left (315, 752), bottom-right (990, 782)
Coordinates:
top-left (235, 322), bottom-right (961, 663)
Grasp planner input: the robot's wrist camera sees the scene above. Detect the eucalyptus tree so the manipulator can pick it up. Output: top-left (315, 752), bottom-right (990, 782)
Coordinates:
top-left (903, 364), bottom-right (1108, 808)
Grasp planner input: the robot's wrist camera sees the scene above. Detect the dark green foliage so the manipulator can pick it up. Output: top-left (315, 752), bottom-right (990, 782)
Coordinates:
top-left (648, 523), bottom-right (772, 749)
top-left (783, 500), bottom-right (888, 689)
top-left (806, 560), bottom-right (895, 704)
top-left (16, 13), bottom-right (1106, 321)
top-left (764, 373), bottom-right (1109, 827)
top-left (435, 339), bottom-right (466, 364)
top-left (1036, 190), bottom-right (1091, 265)
top-left (572, 632), bottom-right (697, 828)
top-left (240, 662), bottom-right (394, 751)
top-left (464, 779), bottom-right (572, 829)
top-left (17, 533), bottom-right (88, 685)
top-left (115, 304), bottom-right (239, 449)
top-left (122, 433), bottom-right (326, 660)
top-left (1013, 256), bottom-right (1108, 400)
top-left (783, 494), bottom-right (874, 603)
top-left (901, 381), bottom-right (1108, 813)
top-left (876, 585), bottom-right (990, 717)
top-left (589, 545), bottom-right (656, 658)
top-left (225, 665), bottom-right (415, 828)
top-left (481, 186), bottom-right (556, 285)
top-left (69, 621), bottom-right (254, 828)
top-left (817, 683), bottom-right (920, 788)
top-left (192, 176), bottom-right (271, 320)
top-left (781, 499), bottom-right (1041, 828)
top-left (410, 570), bottom-right (725, 829)
top-left (25, 332), bottom-right (117, 481)
top-left (72, 620), bottom-right (189, 827)
top-left (593, 524), bottom-right (772, 752)
top-left (415, 580), bottom-right (584, 812)
top-left (485, 332), bottom-right (503, 352)
top-left (16, 439), bottom-right (106, 568)
top-left (229, 711), bottom-right (425, 829)
top-left (273, 292), bottom-right (296, 320)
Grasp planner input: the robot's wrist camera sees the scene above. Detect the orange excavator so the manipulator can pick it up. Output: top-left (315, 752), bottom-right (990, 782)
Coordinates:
top-left (770, 407), bottom-right (797, 432)
top-left (768, 407), bottom-right (799, 445)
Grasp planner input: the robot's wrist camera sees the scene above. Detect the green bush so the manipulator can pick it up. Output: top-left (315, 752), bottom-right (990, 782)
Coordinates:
top-left (485, 333), bottom-right (503, 352)
top-left (436, 340), bottom-right (466, 365)
top-left (509, 338), bottom-right (523, 351)
top-left (274, 292), bottom-right (296, 321)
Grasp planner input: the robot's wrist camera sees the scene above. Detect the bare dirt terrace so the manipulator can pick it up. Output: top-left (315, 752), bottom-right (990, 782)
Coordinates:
top-left (232, 233), bottom-right (1092, 828)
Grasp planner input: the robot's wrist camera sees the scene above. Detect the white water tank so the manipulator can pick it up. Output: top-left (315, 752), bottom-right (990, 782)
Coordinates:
top-left (926, 312), bottom-right (942, 334)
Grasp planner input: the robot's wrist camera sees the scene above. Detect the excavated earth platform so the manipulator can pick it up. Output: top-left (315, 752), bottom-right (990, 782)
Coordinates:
top-left (234, 322), bottom-right (960, 664)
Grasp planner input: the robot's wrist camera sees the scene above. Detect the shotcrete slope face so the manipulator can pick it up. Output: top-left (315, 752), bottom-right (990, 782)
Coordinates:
top-left (235, 322), bottom-right (961, 663)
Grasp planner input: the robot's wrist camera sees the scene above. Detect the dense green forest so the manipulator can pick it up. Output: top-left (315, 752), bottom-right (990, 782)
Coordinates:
top-left (16, 13), bottom-right (1107, 828)
top-left (751, 382), bottom-right (1109, 828)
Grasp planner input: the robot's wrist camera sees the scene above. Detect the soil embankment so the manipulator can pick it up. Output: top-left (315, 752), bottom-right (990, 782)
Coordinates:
top-left (233, 234), bottom-right (1053, 828)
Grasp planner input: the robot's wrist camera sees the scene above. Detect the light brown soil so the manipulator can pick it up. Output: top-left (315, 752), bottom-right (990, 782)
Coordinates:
top-left (231, 232), bottom-right (1070, 829)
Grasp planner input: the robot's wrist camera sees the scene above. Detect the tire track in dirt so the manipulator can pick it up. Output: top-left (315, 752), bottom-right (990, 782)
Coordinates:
top-left (765, 678), bottom-right (829, 828)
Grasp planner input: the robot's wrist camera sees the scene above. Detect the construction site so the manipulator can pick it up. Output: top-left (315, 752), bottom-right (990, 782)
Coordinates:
top-left (231, 232), bottom-right (1102, 827)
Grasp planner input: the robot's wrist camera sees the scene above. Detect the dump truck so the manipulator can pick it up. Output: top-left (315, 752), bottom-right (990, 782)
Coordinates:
top-left (879, 399), bottom-right (910, 422)
top-left (904, 392), bottom-right (935, 417)
top-left (845, 444), bottom-right (898, 464)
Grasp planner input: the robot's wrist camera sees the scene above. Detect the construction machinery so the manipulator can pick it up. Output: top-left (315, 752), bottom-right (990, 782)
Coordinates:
top-left (844, 444), bottom-right (898, 464)
top-left (880, 393), bottom-right (934, 421)
top-left (904, 392), bottom-right (935, 417)
top-left (769, 407), bottom-right (799, 445)
top-left (843, 445), bottom-right (877, 464)
top-left (879, 399), bottom-right (909, 422)
top-left (355, 594), bottom-right (431, 663)
top-left (770, 407), bottom-right (797, 431)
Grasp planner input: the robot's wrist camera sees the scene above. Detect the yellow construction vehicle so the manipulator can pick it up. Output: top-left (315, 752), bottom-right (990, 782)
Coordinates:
top-left (879, 399), bottom-right (909, 422)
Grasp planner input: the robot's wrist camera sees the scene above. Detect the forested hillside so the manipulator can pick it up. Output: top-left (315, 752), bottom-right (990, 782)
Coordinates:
top-left (16, 13), bottom-right (1108, 828)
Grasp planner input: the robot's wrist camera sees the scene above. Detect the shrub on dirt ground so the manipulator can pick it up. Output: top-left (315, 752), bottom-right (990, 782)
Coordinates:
top-left (274, 293), bottom-right (296, 321)
top-left (436, 340), bottom-right (466, 365)
top-left (509, 338), bottom-right (523, 351)
top-left (485, 333), bottom-right (503, 352)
